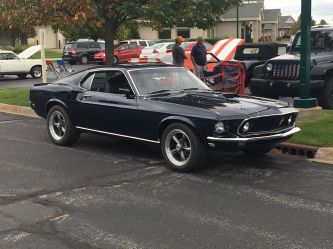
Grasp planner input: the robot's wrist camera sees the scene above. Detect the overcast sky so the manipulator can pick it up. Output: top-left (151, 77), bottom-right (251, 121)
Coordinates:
top-left (264, 0), bottom-right (333, 24)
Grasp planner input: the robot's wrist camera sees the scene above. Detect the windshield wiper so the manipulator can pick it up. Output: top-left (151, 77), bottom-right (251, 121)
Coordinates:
top-left (183, 87), bottom-right (212, 92)
top-left (148, 89), bottom-right (172, 95)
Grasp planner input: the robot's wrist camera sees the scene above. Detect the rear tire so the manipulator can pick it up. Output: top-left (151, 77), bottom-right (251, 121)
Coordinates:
top-left (17, 74), bottom-right (27, 79)
top-left (161, 123), bottom-right (207, 172)
top-left (318, 77), bottom-right (333, 109)
top-left (47, 106), bottom-right (80, 146)
top-left (30, 66), bottom-right (42, 78)
top-left (80, 55), bottom-right (88, 64)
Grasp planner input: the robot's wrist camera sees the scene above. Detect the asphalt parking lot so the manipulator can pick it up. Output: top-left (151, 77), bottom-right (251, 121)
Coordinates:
top-left (0, 112), bottom-right (332, 249)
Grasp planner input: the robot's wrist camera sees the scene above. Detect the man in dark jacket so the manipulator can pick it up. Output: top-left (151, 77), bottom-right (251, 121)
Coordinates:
top-left (172, 36), bottom-right (186, 66)
top-left (191, 37), bottom-right (207, 78)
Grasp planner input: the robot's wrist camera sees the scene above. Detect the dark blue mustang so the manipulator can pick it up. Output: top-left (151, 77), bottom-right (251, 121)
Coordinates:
top-left (30, 64), bottom-right (300, 172)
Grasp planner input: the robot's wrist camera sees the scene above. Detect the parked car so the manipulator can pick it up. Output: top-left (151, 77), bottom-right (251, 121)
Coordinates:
top-left (140, 42), bottom-right (174, 58)
top-left (181, 41), bottom-right (212, 51)
top-left (62, 40), bottom-right (105, 65)
top-left (251, 26), bottom-right (333, 109)
top-left (30, 64), bottom-right (300, 172)
top-left (118, 40), bottom-right (156, 47)
top-left (0, 46), bottom-right (42, 79)
top-left (94, 44), bottom-right (143, 64)
top-left (231, 43), bottom-right (287, 87)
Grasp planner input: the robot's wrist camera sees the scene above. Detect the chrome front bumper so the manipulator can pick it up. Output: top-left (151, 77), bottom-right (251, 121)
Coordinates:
top-left (207, 127), bottom-right (301, 143)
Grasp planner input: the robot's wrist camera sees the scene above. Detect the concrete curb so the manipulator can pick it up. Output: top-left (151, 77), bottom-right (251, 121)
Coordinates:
top-left (0, 103), bottom-right (39, 118)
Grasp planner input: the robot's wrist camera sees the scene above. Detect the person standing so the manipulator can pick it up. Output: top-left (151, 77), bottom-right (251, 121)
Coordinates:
top-left (172, 36), bottom-right (186, 66)
top-left (191, 37), bottom-right (207, 78)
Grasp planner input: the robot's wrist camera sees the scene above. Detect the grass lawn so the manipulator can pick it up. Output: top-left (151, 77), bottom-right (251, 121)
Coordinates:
top-left (0, 88), bottom-right (30, 107)
top-left (289, 110), bottom-right (333, 147)
top-left (30, 50), bottom-right (63, 59)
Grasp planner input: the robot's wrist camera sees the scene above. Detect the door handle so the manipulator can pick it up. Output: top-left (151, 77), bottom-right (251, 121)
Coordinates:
top-left (82, 94), bottom-right (92, 100)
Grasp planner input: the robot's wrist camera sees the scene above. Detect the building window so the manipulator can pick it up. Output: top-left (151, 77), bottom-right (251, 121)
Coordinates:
top-left (158, 29), bottom-right (171, 39)
top-left (177, 28), bottom-right (190, 39)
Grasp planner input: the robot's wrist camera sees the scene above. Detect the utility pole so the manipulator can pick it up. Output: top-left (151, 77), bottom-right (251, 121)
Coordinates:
top-left (236, 4), bottom-right (239, 38)
top-left (40, 29), bottom-right (47, 84)
top-left (294, 0), bottom-right (317, 108)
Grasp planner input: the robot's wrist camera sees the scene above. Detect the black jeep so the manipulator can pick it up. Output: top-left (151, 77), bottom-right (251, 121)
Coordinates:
top-left (250, 26), bottom-right (333, 109)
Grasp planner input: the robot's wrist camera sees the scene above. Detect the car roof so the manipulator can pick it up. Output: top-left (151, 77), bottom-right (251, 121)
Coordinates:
top-left (91, 63), bottom-right (179, 70)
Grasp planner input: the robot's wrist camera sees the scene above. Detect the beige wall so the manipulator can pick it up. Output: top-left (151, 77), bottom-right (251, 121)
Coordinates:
top-left (216, 22), bottom-right (239, 39)
top-left (0, 32), bottom-right (10, 46)
top-left (28, 26), bottom-right (65, 49)
top-left (138, 26), bottom-right (159, 41)
top-left (138, 26), bottom-right (208, 41)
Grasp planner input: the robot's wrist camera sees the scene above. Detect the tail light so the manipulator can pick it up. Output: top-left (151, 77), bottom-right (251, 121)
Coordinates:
top-left (153, 49), bottom-right (159, 54)
top-left (166, 49), bottom-right (172, 53)
top-left (72, 49), bottom-right (77, 55)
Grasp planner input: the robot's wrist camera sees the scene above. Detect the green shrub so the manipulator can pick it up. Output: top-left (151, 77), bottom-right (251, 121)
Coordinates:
top-left (13, 45), bottom-right (30, 53)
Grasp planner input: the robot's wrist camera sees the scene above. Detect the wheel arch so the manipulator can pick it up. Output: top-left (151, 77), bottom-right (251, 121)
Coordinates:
top-left (46, 99), bottom-right (69, 115)
top-left (158, 116), bottom-right (197, 140)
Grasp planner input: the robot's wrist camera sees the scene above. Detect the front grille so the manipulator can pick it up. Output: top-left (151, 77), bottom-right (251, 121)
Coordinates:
top-left (238, 113), bottom-right (298, 137)
top-left (269, 62), bottom-right (300, 80)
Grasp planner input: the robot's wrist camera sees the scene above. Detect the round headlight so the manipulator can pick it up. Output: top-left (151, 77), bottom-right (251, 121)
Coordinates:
top-left (215, 122), bottom-right (225, 133)
top-left (287, 116), bottom-right (293, 125)
top-left (243, 121), bottom-right (250, 133)
top-left (266, 63), bottom-right (273, 72)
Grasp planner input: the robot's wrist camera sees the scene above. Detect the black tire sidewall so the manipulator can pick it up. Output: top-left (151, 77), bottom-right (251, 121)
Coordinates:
top-left (161, 123), bottom-right (206, 172)
top-left (80, 55), bottom-right (88, 64)
top-left (47, 106), bottom-right (79, 146)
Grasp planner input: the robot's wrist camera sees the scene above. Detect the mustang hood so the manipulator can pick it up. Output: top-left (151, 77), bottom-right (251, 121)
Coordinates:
top-left (153, 92), bottom-right (292, 118)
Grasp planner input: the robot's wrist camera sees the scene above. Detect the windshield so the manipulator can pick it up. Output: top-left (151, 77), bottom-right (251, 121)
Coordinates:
top-left (128, 67), bottom-right (211, 95)
top-left (293, 31), bottom-right (333, 52)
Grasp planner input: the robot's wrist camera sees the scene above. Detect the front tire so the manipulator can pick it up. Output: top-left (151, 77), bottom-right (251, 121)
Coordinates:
top-left (161, 123), bottom-right (207, 172)
top-left (318, 77), bottom-right (333, 109)
top-left (30, 66), bottom-right (42, 78)
top-left (47, 106), bottom-right (80, 146)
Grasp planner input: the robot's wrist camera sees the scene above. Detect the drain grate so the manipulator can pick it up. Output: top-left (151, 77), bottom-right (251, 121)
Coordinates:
top-left (275, 143), bottom-right (318, 158)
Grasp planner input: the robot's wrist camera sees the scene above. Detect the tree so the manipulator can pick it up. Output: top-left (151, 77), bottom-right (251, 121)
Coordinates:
top-left (37, 0), bottom-right (241, 65)
top-left (0, 0), bottom-right (37, 47)
top-left (319, 19), bottom-right (328, 25)
top-left (289, 14), bottom-right (316, 35)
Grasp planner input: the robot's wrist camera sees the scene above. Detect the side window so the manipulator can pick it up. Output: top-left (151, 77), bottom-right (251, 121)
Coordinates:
top-left (166, 44), bottom-right (173, 49)
top-left (81, 72), bottom-right (107, 92)
top-left (104, 71), bottom-right (133, 95)
top-left (1, 53), bottom-right (17, 60)
top-left (148, 41), bottom-right (155, 47)
top-left (100, 43), bottom-right (105, 50)
top-left (129, 44), bottom-right (138, 49)
top-left (77, 42), bottom-right (89, 49)
top-left (118, 44), bottom-right (128, 51)
top-left (81, 74), bottom-right (95, 90)
top-left (139, 41), bottom-right (147, 47)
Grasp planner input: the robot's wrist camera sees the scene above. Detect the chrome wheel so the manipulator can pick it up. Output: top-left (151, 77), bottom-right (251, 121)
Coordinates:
top-left (165, 129), bottom-right (192, 167)
top-left (48, 111), bottom-right (66, 141)
top-left (32, 66), bottom-right (42, 78)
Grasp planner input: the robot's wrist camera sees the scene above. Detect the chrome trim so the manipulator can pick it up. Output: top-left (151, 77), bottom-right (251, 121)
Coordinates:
top-left (207, 127), bottom-right (301, 142)
top-left (76, 126), bottom-right (160, 144)
top-left (236, 111), bottom-right (299, 136)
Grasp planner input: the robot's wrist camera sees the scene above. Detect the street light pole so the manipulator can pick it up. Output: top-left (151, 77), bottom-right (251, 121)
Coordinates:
top-left (293, 0), bottom-right (317, 108)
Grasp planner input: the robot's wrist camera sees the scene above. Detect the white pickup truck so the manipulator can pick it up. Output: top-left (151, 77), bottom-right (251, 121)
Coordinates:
top-left (0, 45), bottom-right (42, 79)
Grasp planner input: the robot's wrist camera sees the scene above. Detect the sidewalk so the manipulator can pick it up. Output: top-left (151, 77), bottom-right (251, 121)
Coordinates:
top-left (0, 103), bottom-right (332, 165)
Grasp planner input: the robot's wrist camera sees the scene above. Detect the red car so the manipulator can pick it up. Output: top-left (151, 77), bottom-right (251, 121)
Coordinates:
top-left (94, 44), bottom-right (143, 64)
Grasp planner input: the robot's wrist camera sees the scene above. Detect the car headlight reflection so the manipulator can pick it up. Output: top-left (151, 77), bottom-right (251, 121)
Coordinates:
top-left (243, 121), bottom-right (250, 133)
top-left (215, 122), bottom-right (225, 133)
top-left (266, 63), bottom-right (273, 72)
